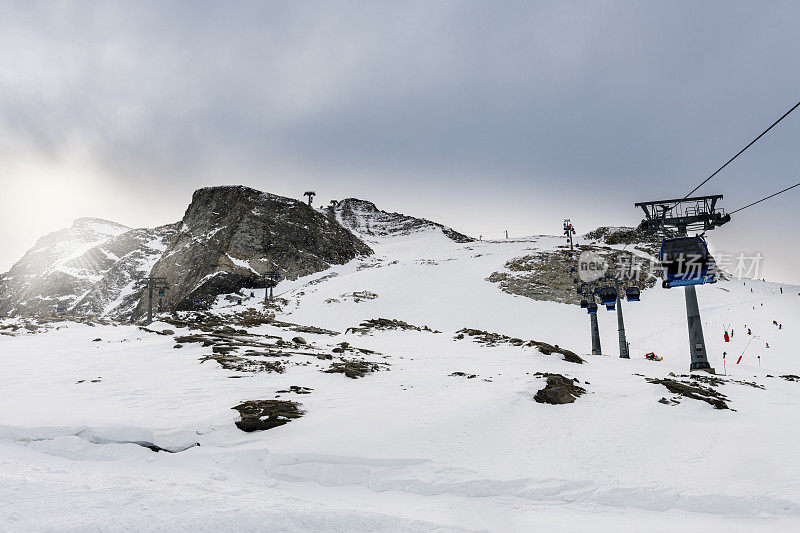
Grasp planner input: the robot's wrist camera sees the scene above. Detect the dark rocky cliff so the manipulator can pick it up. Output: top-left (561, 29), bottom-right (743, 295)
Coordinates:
top-left (141, 186), bottom-right (373, 313)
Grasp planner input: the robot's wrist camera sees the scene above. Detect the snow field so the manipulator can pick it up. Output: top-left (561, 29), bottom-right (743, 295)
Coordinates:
top-left (1, 230), bottom-right (799, 531)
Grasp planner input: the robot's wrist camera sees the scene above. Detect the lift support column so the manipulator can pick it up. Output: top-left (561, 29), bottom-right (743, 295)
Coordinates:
top-left (590, 309), bottom-right (601, 355)
top-left (685, 285), bottom-right (713, 370)
top-left (615, 279), bottom-right (629, 358)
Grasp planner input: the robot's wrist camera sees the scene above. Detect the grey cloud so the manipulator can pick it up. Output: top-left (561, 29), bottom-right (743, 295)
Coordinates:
top-left (1, 1), bottom-right (799, 280)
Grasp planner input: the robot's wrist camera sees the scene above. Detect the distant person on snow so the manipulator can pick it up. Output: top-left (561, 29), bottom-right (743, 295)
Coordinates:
top-left (724, 330), bottom-right (730, 343)
top-left (748, 328), bottom-right (752, 335)
top-left (780, 324), bottom-right (783, 330)
top-left (780, 287), bottom-right (783, 294)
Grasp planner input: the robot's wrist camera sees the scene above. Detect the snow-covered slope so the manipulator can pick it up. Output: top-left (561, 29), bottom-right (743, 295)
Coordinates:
top-left (327, 198), bottom-right (474, 244)
top-left (2, 228), bottom-right (799, 531)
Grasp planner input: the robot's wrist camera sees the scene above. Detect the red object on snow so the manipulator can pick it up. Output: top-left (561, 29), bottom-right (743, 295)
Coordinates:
top-left (736, 355), bottom-right (743, 364)
top-left (766, 342), bottom-right (770, 348)
top-left (724, 332), bottom-right (730, 342)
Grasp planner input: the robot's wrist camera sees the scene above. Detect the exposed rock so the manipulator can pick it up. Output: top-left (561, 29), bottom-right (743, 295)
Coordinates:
top-left (583, 226), bottom-right (663, 252)
top-left (324, 358), bottom-right (386, 379)
top-left (292, 336), bottom-right (307, 345)
top-left (678, 373), bottom-right (764, 390)
top-left (646, 377), bottom-right (729, 409)
top-left (203, 353), bottom-right (286, 373)
top-left (139, 186), bottom-right (372, 315)
top-left (327, 198), bottom-right (473, 243)
top-left (346, 318), bottom-right (440, 335)
top-left (276, 386), bottom-right (313, 395)
top-left (456, 328), bottom-right (583, 364)
top-left (139, 327), bottom-right (175, 336)
top-left (781, 375), bottom-right (800, 382)
top-left (270, 320), bottom-right (340, 336)
top-left (450, 372), bottom-right (477, 379)
top-left (163, 308), bottom-right (340, 337)
top-left (533, 373), bottom-right (586, 404)
top-left (232, 400), bottom-right (304, 432)
top-left (487, 245), bottom-right (657, 306)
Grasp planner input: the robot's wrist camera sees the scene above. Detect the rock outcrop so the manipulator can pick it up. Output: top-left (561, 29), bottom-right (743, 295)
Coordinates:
top-left (583, 226), bottom-right (666, 255)
top-left (325, 198), bottom-right (473, 243)
top-left (140, 186), bottom-right (373, 313)
top-left (232, 400), bottom-right (304, 432)
top-left (487, 243), bottom-right (658, 306)
top-left (533, 373), bottom-right (587, 404)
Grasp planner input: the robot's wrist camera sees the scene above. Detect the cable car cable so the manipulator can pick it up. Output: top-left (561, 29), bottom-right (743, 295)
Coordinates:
top-left (679, 98), bottom-right (800, 201)
top-left (729, 180), bottom-right (800, 214)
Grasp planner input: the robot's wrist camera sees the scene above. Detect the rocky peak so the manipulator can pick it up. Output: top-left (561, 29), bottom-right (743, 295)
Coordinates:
top-left (141, 186), bottom-right (373, 313)
top-left (326, 198), bottom-right (474, 243)
top-left (70, 217), bottom-right (130, 234)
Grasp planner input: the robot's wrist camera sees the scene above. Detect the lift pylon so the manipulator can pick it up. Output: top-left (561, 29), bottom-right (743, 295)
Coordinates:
top-left (635, 194), bottom-right (730, 372)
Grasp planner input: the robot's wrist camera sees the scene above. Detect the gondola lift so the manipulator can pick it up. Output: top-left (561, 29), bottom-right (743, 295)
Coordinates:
top-left (659, 235), bottom-right (717, 288)
top-left (625, 286), bottom-right (640, 301)
top-left (598, 287), bottom-right (617, 305)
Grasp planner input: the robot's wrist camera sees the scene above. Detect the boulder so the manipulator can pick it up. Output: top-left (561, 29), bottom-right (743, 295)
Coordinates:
top-left (534, 373), bottom-right (586, 404)
top-left (232, 400), bottom-right (304, 432)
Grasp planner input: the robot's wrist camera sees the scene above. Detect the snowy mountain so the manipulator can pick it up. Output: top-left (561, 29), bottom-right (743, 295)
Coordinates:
top-left (326, 198), bottom-right (474, 243)
top-left (2, 226), bottom-right (799, 531)
top-left (0, 217), bottom-right (132, 316)
top-left (70, 222), bottom-right (181, 318)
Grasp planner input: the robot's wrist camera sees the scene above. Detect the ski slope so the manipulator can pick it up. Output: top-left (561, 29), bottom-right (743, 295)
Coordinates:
top-left (1, 230), bottom-right (799, 531)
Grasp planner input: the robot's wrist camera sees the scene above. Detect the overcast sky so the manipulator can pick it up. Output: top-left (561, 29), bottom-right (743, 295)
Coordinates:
top-left (1, 1), bottom-right (799, 282)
